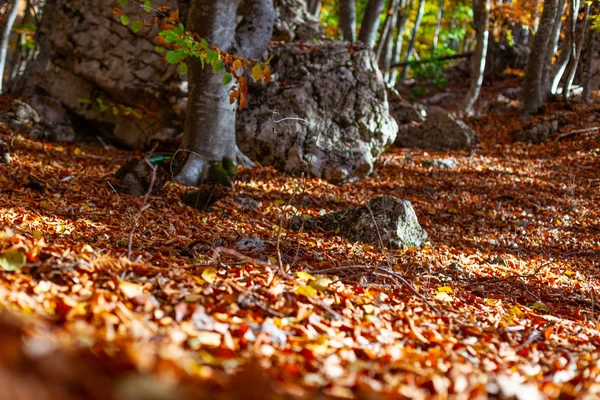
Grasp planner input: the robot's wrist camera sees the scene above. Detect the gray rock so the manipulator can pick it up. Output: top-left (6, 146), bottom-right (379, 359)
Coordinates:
top-left (235, 237), bottom-right (266, 252)
top-left (273, 0), bottom-right (324, 42)
top-left (0, 139), bottom-right (10, 164)
top-left (237, 42), bottom-right (398, 184)
top-left (387, 88), bottom-right (425, 124)
top-left (289, 195), bottom-right (428, 249)
top-left (394, 106), bottom-right (477, 150)
top-left (0, 96), bottom-right (75, 142)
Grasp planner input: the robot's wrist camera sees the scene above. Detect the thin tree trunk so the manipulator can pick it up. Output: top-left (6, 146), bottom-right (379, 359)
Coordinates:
top-left (0, 0), bottom-right (22, 93)
top-left (358, 0), bottom-right (386, 48)
top-left (582, 26), bottom-right (596, 103)
top-left (339, 0), bottom-right (356, 42)
top-left (175, 0), bottom-right (276, 186)
top-left (432, 0), bottom-right (445, 56)
top-left (381, 0), bottom-right (402, 80)
top-left (400, 0), bottom-right (425, 79)
top-left (308, 0), bottom-right (322, 16)
top-left (376, 0), bottom-right (400, 61)
top-left (528, 0), bottom-right (541, 50)
top-left (523, 0), bottom-right (560, 113)
top-left (563, 1), bottom-right (589, 101)
top-left (389, 0), bottom-right (409, 84)
top-left (542, 0), bottom-right (566, 96)
top-left (462, 0), bottom-right (490, 114)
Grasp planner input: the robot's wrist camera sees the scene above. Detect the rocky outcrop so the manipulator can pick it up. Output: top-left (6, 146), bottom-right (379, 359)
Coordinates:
top-left (237, 42), bottom-right (398, 184)
top-left (289, 196), bottom-right (429, 249)
top-left (393, 105), bottom-right (478, 150)
top-left (29, 0), bottom-right (184, 148)
top-left (272, 0), bottom-right (324, 42)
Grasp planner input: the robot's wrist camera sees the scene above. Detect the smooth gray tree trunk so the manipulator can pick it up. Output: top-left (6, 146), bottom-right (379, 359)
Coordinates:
top-left (563, 1), bottom-right (589, 101)
top-left (339, 0), bottom-right (356, 42)
top-left (431, 0), bottom-right (445, 56)
top-left (523, 0), bottom-right (560, 113)
top-left (0, 0), bottom-right (22, 93)
top-left (541, 0), bottom-right (566, 96)
top-left (379, 0), bottom-right (401, 80)
top-left (175, 0), bottom-right (276, 186)
top-left (389, 0), bottom-right (409, 84)
top-left (308, 0), bottom-right (321, 16)
top-left (462, 0), bottom-right (490, 115)
top-left (400, 0), bottom-right (425, 79)
top-left (358, 0), bottom-right (386, 48)
top-left (376, 0), bottom-right (400, 61)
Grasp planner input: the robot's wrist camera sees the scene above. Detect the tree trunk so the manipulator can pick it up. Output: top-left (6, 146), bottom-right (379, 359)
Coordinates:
top-left (582, 27), bottom-right (596, 103)
top-left (0, 0), bottom-right (22, 93)
top-left (389, 0), bottom-right (409, 84)
top-left (376, 0), bottom-right (400, 61)
top-left (358, 0), bottom-right (386, 48)
top-left (562, 1), bottom-right (589, 101)
top-left (308, 0), bottom-right (321, 16)
top-left (175, 0), bottom-right (276, 187)
top-left (339, 0), bottom-right (356, 42)
top-left (431, 0), bottom-right (445, 56)
top-left (541, 0), bottom-right (566, 96)
top-left (462, 0), bottom-right (490, 115)
top-left (400, 0), bottom-right (425, 79)
top-left (522, 0), bottom-right (560, 113)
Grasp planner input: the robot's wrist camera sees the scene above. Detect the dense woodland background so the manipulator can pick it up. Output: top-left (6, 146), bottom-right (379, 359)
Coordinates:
top-left (0, 0), bottom-right (599, 399)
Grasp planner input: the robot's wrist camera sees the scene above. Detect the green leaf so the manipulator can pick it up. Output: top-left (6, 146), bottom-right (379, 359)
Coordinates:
top-left (200, 39), bottom-right (209, 51)
top-left (131, 20), bottom-right (142, 33)
top-left (179, 62), bottom-right (188, 76)
top-left (143, 0), bottom-right (152, 12)
top-left (222, 72), bottom-right (232, 85)
top-left (212, 59), bottom-right (223, 73)
top-left (154, 46), bottom-right (165, 54)
top-left (0, 249), bottom-right (26, 272)
top-left (78, 98), bottom-right (91, 104)
top-left (120, 15), bottom-right (130, 26)
top-left (119, 0), bottom-right (128, 7)
top-left (112, 106), bottom-right (120, 115)
top-left (205, 49), bottom-right (218, 64)
top-left (166, 50), bottom-right (181, 64)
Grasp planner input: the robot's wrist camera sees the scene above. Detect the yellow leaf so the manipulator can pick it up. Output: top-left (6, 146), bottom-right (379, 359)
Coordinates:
top-left (202, 267), bottom-right (217, 284)
top-left (0, 249), bottom-right (26, 271)
top-left (530, 301), bottom-right (550, 313)
top-left (73, 147), bottom-right (82, 155)
top-left (192, 276), bottom-right (206, 285)
top-left (435, 292), bottom-right (452, 302)
top-left (251, 64), bottom-right (263, 81)
top-left (310, 277), bottom-right (331, 291)
top-left (39, 200), bottom-right (52, 210)
top-left (296, 271), bottom-right (314, 281)
top-left (119, 281), bottom-right (143, 299)
top-left (437, 286), bottom-right (453, 293)
top-left (32, 230), bottom-right (43, 240)
top-left (564, 269), bottom-right (576, 276)
top-left (274, 199), bottom-right (286, 205)
top-left (232, 59), bottom-right (243, 71)
top-left (295, 285), bottom-right (318, 298)
top-left (268, 256), bottom-right (278, 265)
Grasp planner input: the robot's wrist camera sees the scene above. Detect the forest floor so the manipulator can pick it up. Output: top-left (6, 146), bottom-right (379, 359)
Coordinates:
top-left (0, 86), bottom-right (599, 399)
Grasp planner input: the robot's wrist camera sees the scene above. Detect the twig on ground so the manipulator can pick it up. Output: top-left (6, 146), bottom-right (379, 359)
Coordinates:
top-left (127, 158), bottom-right (157, 261)
top-left (464, 261), bottom-right (553, 288)
top-left (516, 321), bottom-right (556, 352)
top-left (555, 126), bottom-right (599, 142)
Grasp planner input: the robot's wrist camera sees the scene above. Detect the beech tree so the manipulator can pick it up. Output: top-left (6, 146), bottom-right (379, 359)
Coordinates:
top-left (523, 0), bottom-right (561, 113)
top-left (358, 0), bottom-right (387, 48)
top-left (462, 0), bottom-right (490, 115)
top-left (174, 0), bottom-right (276, 187)
top-left (339, 0), bottom-right (356, 41)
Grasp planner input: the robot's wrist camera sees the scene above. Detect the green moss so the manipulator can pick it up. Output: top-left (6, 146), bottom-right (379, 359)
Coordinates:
top-left (206, 160), bottom-right (234, 187)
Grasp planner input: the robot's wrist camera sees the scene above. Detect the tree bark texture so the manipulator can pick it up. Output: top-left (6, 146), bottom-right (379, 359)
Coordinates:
top-left (582, 27), bottom-right (597, 103)
top-left (523, 0), bottom-right (560, 113)
top-left (339, 0), bottom-right (356, 42)
top-left (432, 0), bottom-right (445, 56)
top-left (358, 0), bottom-right (386, 48)
top-left (175, 0), bottom-right (276, 186)
top-left (541, 0), bottom-right (566, 95)
top-left (462, 0), bottom-right (490, 114)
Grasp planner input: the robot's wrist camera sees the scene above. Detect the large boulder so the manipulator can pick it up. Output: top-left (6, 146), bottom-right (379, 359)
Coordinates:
top-left (289, 196), bottom-right (429, 249)
top-left (237, 42), bottom-right (398, 184)
top-left (272, 0), bottom-right (324, 42)
top-left (393, 106), bottom-right (478, 150)
top-left (27, 0), bottom-right (185, 148)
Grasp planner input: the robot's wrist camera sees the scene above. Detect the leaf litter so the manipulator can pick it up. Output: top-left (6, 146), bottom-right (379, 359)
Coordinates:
top-left (0, 98), bottom-right (599, 399)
